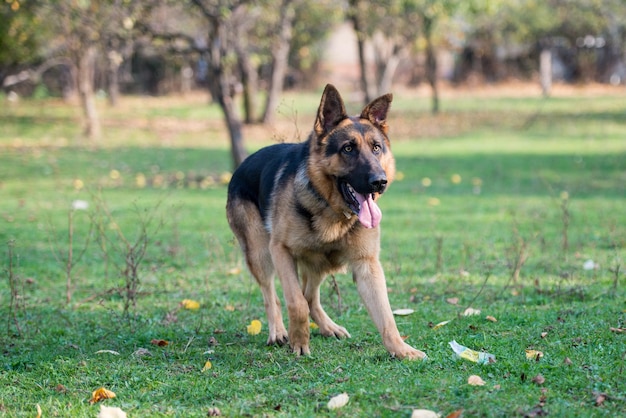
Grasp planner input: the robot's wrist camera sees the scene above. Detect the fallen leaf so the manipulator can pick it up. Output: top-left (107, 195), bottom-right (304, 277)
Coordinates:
top-left (541, 332), bottom-right (548, 338)
top-left (445, 410), bottom-right (463, 418)
top-left (462, 307), bottom-right (481, 316)
top-left (54, 384), bottom-right (67, 393)
top-left (432, 320), bottom-right (452, 330)
top-left (411, 409), bottom-right (440, 418)
top-left (133, 348), bottom-right (152, 357)
top-left (531, 374), bottom-right (545, 385)
top-left (247, 319), bottom-right (262, 335)
top-left (327, 392), bottom-right (349, 410)
top-left (583, 259), bottom-right (596, 270)
top-left (95, 350), bottom-right (120, 355)
top-left (224, 304), bottom-right (235, 311)
top-left (610, 327), bottom-right (625, 333)
top-left (151, 339), bottom-right (169, 347)
top-left (525, 349), bottom-right (544, 361)
top-left (393, 308), bottom-right (415, 316)
top-left (310, 322), bottom-right (319, 329)
top-left (485, 315), bottom-right (497, 322)
top-left (227, 267), bottom-right (241, 275)
top-left (207, 407), bottom-right (222, 416)
top-left (181, 299), bottom-right (200, 310)
top-left (202, 360), bottom-right (212, 372)
top-left (89, 387), bottom-right (116, 404)
top-left (468, 375), bottom-right (486, 386)
top-left (36, 404), bottom-right (41, 418)
top-left (446, 297), bottom-right (459, 305)
top-left (563, 357), bottom-right (573, 365)
top-left (595, 393), bottom-right (607, 406)
top-left (98, 405), bottom-right (127, 418)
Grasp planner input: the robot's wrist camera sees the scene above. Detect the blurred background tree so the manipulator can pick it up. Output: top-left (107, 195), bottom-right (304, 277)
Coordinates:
top-left (2, 0), bottom-right (625, 166)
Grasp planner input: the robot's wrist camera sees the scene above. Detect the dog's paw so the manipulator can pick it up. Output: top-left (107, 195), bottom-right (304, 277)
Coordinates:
top-left (318, 322), bottom-right (351, 339)
top-left (266, 333), bottom-right (288, 346)
top-left (266, 323), bottom-right (289, 346)
top-left (391, 343), bottom-right (428, 361)
top-left (290, 341), bottom-right (311, 356)
top-left (288, 327), bottom-right (311, 356)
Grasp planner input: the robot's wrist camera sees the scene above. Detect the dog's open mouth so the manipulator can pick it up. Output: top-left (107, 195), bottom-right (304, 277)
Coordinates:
top-left (340, 182), bottom-right (382, 229)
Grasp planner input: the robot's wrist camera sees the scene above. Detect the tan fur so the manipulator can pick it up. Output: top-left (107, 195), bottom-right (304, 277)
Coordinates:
top-left (226, 85), bottom-right (426, 360)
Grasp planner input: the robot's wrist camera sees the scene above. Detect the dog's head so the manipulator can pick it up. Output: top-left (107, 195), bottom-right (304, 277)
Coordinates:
top-left (309, 84), bottom-right (396, 228)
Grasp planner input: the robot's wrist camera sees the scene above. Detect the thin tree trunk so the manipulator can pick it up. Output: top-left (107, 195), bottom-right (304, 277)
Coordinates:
top-left (107, 50), bottom-right (122, 107)
top-left (78, 45), bottom-right (101, 140)
top-left (378, 50), bottom-right (401, 94)
top-left (208, 18), bottom-right (247, 168)
top-left (236, 39), bottom-right (258, 124)
top-left (348, 0), bottom-right (372, 104)
top-left (262, 0), bottom-right (295, 124)
top-left (539, 48), bottom-right (552, 97)
top-left (423, 16), bottom-right (439, 115)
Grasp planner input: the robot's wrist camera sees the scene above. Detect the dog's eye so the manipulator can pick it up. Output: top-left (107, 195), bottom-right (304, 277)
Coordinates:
top-left (342, 144), bottom-right (353, 153)
top-left (372, 144), bottom-right (381, 154)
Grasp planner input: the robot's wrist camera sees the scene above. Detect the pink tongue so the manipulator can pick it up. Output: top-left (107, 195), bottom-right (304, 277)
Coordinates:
top-left (355, 193), bottom-right (382, 228)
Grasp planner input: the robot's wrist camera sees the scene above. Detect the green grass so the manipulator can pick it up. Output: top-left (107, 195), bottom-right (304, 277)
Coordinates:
top-left (1, 87), bottom-right (625, 417)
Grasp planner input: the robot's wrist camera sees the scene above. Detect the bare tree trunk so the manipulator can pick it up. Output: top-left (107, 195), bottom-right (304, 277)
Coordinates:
top-left (348, 0), bottom-right (372, 104)
top-left (107, 50), bottom-right (122, 107)
top-left (78, 45), bottom-right (101, 140)
top-left (207, 17), bottom-right (247, 168)
top-left (235, 37), bottom-right (258, 124)
top-left (423, 16), bottom-right (439, 115)
top-left (539, 48), bottom-right (552, 97)
top-left (262, 0), bottom-right (296, 124)
top-left (375, 41), bottom-right (404, 95)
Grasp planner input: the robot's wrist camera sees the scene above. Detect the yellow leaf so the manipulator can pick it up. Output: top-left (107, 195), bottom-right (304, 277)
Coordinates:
top-left (247, 319), bottom-right (262, 335)
top-left (89, 387), bottom-right (116, 404)
top-left (525, 349), bottom-right (544, 361)
top-left (467, 375), bottom-right (486, 386)
top-left (486, 315), bottom-right (498, 322)
top-left (227, 267), bottom-right (241, 275)
top-left (181, 299), bottom-right (200, 310)
top-left (224, 304), bottom-right (235, 311)
top-left (202, 360), bottom-right (212, 372)
top-left (36, 404), bottom-right (42, 418)
top-left (310, 322), bottom-right (319, 329)
top-left (219, 172), bottom-right (232, 185)
top-left (432, 320), bottom-right (451, 330)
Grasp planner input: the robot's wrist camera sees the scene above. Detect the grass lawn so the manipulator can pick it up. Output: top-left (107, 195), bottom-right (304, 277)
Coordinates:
top-left (1, 85), bottom-right (625, 417)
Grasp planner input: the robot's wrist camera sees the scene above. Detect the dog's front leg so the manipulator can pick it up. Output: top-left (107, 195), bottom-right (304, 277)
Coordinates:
top-left (270, 241), bottom-right (311, 355)
top-left (353, 259), bottom-right (427, 360)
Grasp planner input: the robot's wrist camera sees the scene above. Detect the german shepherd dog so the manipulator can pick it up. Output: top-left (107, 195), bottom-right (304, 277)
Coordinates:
top-left (226, 84), bottom-right (426, 360)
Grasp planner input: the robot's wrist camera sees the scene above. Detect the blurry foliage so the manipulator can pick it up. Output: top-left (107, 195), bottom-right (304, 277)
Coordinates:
top-left (0, 0), bottom-right (48, 68)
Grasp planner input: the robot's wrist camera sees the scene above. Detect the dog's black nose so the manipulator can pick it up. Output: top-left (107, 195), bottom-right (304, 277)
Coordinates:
top-left (369, 174), bottom-right (388, 193)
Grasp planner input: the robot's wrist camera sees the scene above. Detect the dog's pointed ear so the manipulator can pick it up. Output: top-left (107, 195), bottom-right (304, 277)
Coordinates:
top-left (360, 93), bottom-right (392, 135)
top-left (314, 84), bottom-right (348, 137)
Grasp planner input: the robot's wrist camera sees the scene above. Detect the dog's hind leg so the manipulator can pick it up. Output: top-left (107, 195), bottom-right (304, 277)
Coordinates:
top-left (227, 200), bottom-right (288, 345)
top-left (302, 269), bottom-right (351, 339)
